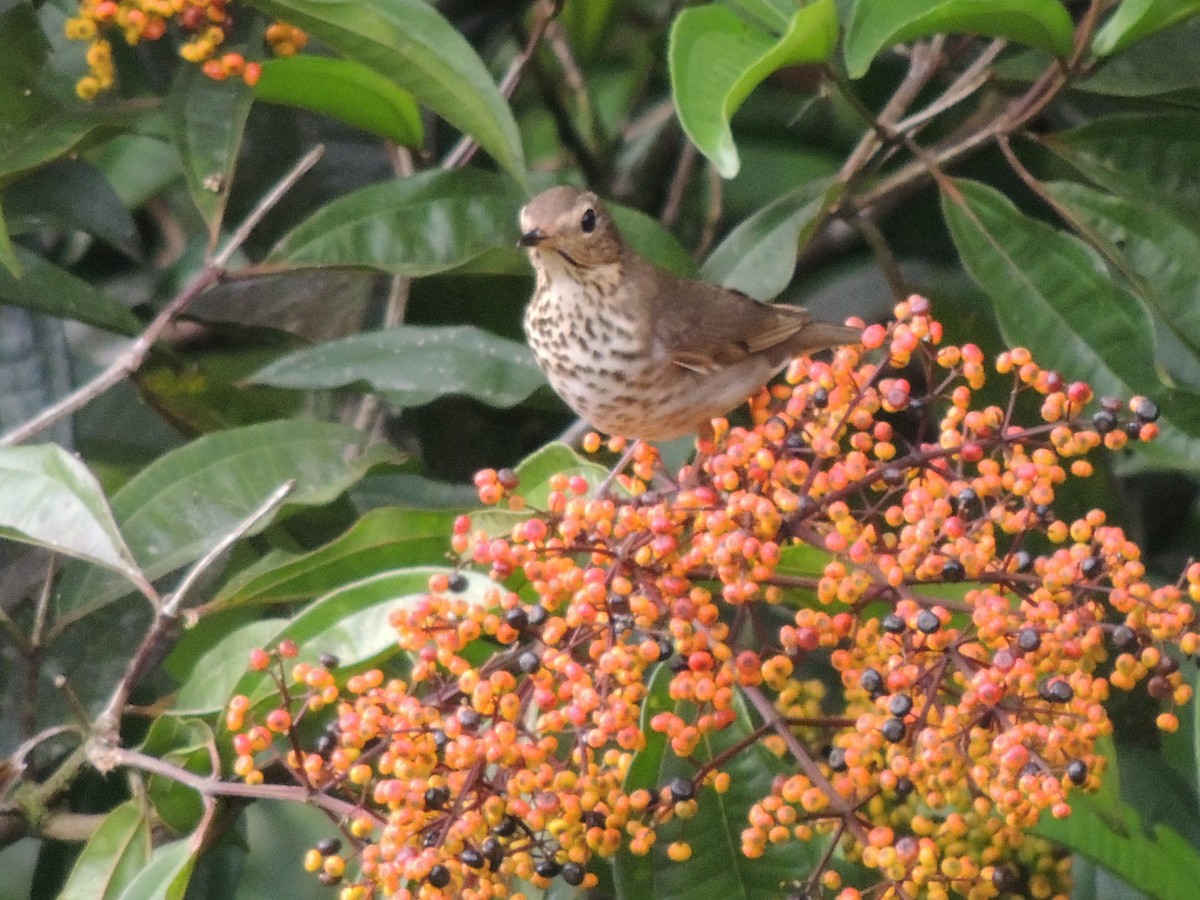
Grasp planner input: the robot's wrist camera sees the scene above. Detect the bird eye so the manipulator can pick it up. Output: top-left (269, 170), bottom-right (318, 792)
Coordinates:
top-left (580, 208), bottom-right (597, 234)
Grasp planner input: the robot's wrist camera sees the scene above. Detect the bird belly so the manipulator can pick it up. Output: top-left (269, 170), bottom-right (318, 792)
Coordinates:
top-left (524, 278), bottom-right (786, 440)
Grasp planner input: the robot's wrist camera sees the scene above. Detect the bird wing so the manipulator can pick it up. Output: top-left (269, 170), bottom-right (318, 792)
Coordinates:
top-left (647, 273), bottom-right (812, 374)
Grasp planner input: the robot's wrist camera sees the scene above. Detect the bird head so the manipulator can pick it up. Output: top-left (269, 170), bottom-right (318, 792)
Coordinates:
top-left (518, 186), bottom-right (623, 272)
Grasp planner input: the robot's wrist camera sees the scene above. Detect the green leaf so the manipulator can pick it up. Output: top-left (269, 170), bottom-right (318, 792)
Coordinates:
top-left (241, 0), bottom-right (525, 180)
top-left (844, 0), bottom-right (1075, 78)
top-left (0, 246), bottom-right (141, 335)
top-left (1093, 0), bottom-right (1200, 56)
top-left (1049, 113), bottom-right (1200, 224)
top-left (92, 135), bottom-right (184, 210)
top-left (609, 203), bottom-right (698, 277)
top-left (1035, 772), bottom-right (1200, 897)
top-left (249, 324), bottom-right (546, 408)
top-left (510, 442), bottom-right (613, 508)
top-left (267, 168), bottom-right (525, 275)
top-left (702, 179), bottom-right (841, 299)
top-left (173, 619), bottom-right (283, 715)
top-left (941, 178), bottom-right (1200, 469)
top-left (669, 0), bottom-right (837, 178)
top-left (224, 567), bottom-right (493, 711)
top-left (168, 67), bottom-right (253, 232)
top-left (3, 158), bottom-right (138, 254)
top-left (56, 421), bottom-right (397, 619)
top-left (113, 838), bottom-right (196, 900)
top-left (616, 680), bottom-right (825, 894)
top-left (0, 444), bottom-right (141, 582)
top-left (213, 506), bottom-right (459, 607)
top-left (254, 55), bottom-right (423, 147)
top-left (141, 717), bottom-right (213, 833)
top-left (0, 98), bottom-right (153, 186)
top-left (59, 802), bottom-right (152, 900)
top-left (1041, 181), bottom-right (1200, 380)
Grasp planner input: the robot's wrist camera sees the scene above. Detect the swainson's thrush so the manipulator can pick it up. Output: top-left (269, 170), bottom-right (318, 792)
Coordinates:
top-left (519, 186), bottom-right (861, 441)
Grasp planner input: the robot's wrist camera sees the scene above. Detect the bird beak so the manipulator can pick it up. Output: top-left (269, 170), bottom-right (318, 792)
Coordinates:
top-left (518, 228), bottom-right (544, 248)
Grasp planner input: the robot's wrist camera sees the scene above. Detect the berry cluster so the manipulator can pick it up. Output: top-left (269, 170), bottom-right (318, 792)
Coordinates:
top-left (64, 0), bottom-right (307, 98)
top-left (227, 297), bottom-right (1198, 899)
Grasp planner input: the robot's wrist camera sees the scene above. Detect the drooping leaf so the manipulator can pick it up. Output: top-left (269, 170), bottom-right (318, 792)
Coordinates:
top-left (249, 324), bottom-right (546, 409)
top-left (669, 0), bottom-right (837, 177)
top-left (1034, 746), bottom-right (1200, 898)
top-left (941, 178), bottom-right (1200, 469)
top-left (267, 168), bottom-right (525, 275)
top-left (0, 444), bottom-right (141, 582)
top-left (241, 0), bottom-right (525, 180)
top-left (167, 67), bottom-right (253, 233)
top-left (254, 55), bottom-right (423, 147)
top-left (3, 158), bottom-right (138, 255)
top-left (1042, 181), bottom-right (1200, 378)
top-left (1048, 113), bottom-right (1200, 225)
top-left (58, 802), bottom-right (152, 900)
top-left (0, 246), bottom-right (141, 335)
top-left (843, 0), bottom-right (1075, 78)
top-left (213, 506), bottom-right (459, 607)
top-left (56, 421), bottom-right (398, 619)
top-left (1092, 0), bottom-right (1200, 56)
top-left (702, 179), bottom-right (841, 299)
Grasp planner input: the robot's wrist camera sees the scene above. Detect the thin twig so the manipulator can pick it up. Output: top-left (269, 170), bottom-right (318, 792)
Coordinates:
top-left (113, 747), bottom-right (379, 824)
top-left (165, 480), bottom-right (295, 617)
top-left (355, 146), bottom-right (415, 435)
top-left (90, 480), bottom-right (297, 769)
top-left (443, 0), bottom-right (563, 171)
top-left (0, 146), bottom-right (325, 447)
top-left (660, 139), bottom-right (698, 227)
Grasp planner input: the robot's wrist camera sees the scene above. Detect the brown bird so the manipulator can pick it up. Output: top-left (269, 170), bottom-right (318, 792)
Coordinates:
top-left (519, 186), bottom-right (861, 442)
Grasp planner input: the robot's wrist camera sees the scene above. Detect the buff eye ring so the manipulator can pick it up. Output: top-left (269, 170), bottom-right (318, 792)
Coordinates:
top-left (580, 208), bottom-right (597, 234)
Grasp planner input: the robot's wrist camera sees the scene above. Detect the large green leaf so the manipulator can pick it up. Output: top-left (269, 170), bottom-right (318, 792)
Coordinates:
top-left (112, 838), bottom-right (196, 900)
top-left (941, 178), bottom-right (1200, 469)
top-left (267, 168), bottom-right (525, 275)
top-left (616, 675), bottom-right (825, 896)
top-left (843, 0), bottom-right (1075, 78)
top-left (213, 506), bottom-right (459, 607)
top-left (56, 421), bottom-right (397, 619)
top-left (669, 0), bottom-right (837, 177)
top-left (1048, 113), bottom-right (1200, 225)
top-left (1043, 181), bottom-right (1200, 378)
top-left (609, 204), bottom-right (698, 277)
top-left (58, 802), bottom-right (152, 900)
top-left (241, 0), bottom-right (525, 180)
top-left (249, 324), bottom-right (546, 408)
top-left (254, 55), bottom-right (423, 147)
top-left (702, 179), bottom-right (841, 299)
top-left (0, 444), bottom-right (140, 582)
top-left (1034, 744), bottom-right (1200, 898)
top-left (3, 158), bottom-right (138, 254)
top-left (1092, 0), bottom-right (1200, 56)
top-left (167, 67), bottom-right (253, 232)
top-left (0, 246), bottom-right (141, 334)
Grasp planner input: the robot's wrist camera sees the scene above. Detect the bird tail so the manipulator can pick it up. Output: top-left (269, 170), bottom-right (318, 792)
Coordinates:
top-left (786, 321), bottom-right (863, 357)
